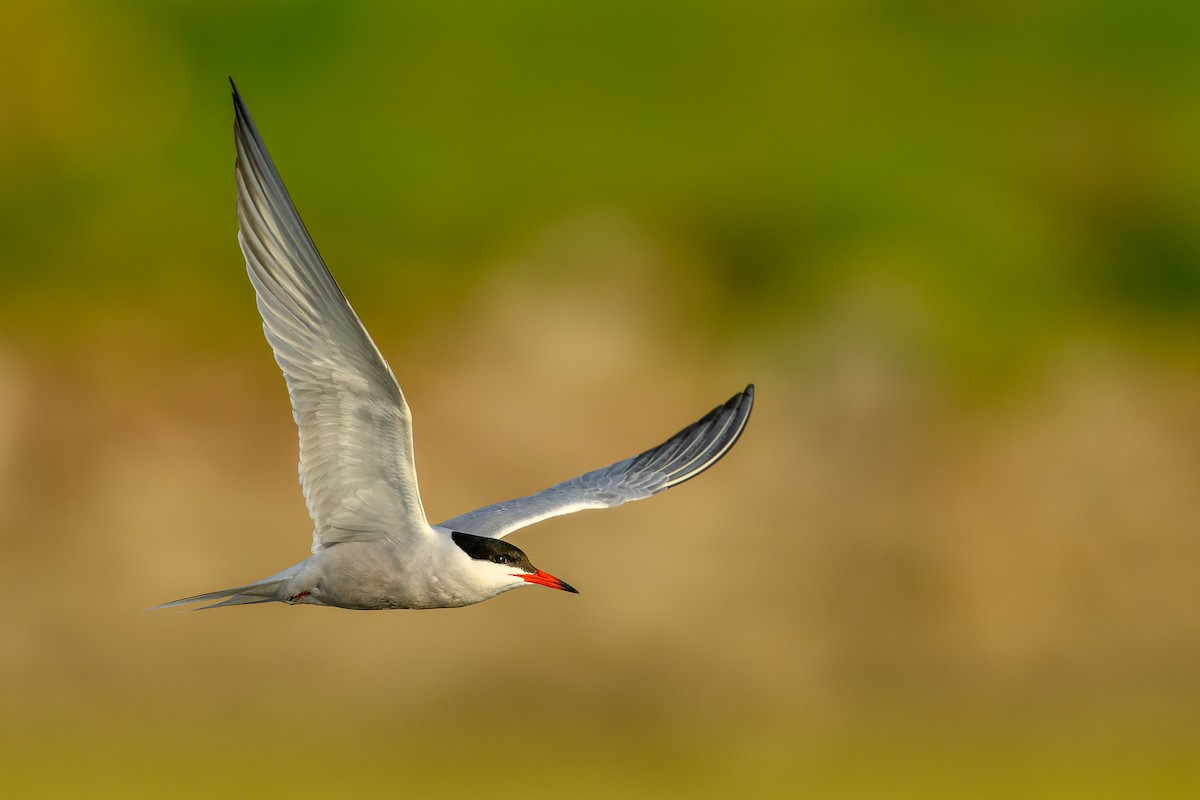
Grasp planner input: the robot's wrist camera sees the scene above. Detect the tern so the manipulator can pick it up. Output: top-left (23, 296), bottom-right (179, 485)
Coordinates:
top-left (154, 83), bottom-right (754, 612)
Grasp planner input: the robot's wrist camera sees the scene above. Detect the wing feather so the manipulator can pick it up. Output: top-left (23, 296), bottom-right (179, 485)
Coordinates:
top-left (438, 385), bottom-right (754, 539)
top-left (231, 82), bottom-right (429, 549)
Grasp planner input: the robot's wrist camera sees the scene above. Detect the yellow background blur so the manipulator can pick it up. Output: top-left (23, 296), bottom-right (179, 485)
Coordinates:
top-left (2, 1), bottom-right (1200, 797)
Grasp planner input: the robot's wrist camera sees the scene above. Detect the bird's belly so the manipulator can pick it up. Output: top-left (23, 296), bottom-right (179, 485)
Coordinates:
top-left (310, 548), bottom-right (483, 610)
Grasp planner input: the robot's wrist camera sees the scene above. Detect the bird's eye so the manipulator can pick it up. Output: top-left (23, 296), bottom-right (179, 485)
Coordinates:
top-left (492, 554), bottom-right (511, 565)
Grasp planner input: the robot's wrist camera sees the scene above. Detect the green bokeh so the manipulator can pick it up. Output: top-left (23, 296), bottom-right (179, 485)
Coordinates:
top-left (4, 0), bottom-right (1199, 377)
top-left (4, 3), bottom-right (1200, 796)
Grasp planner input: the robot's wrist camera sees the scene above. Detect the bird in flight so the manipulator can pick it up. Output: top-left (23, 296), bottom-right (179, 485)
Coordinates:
top-left (154, 82), bottom-right (754, 611)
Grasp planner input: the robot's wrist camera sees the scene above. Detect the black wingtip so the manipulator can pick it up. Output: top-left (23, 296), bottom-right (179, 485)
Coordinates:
top-left (229, 79), bottom-right (257, 145)
top-left (727, 382), bottom-right (755, 440)
top-left (730, 383), bottom-right (754, 413)
top-left (230, 78), bottom-right (247, 115)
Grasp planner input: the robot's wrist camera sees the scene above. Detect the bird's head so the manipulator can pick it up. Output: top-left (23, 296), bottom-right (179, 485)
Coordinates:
top-left (451, 531), bottom-right (578, 597)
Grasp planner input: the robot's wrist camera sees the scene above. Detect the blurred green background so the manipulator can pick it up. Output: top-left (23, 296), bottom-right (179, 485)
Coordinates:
top-left (3, 1), bottom-right (1200, 797)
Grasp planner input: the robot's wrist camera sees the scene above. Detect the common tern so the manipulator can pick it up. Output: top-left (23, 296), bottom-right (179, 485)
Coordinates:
top-left (154, 82), bottom-right (754, 611)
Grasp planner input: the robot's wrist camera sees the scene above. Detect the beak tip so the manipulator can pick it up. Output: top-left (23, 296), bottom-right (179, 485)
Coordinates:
top-left (520, 569), bottom-right (579, 594)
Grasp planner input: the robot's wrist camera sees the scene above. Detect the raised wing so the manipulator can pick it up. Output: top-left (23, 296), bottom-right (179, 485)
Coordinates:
top-left (438, 385), bottom-right (754, 539)
top-left (232, 81), bottom-right (429, 549)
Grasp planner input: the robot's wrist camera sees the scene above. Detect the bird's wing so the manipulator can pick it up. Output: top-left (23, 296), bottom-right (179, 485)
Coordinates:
top-left (232, 81), bottom-right (429, 549)
top-left (437, 385), bottom-right (753, 539)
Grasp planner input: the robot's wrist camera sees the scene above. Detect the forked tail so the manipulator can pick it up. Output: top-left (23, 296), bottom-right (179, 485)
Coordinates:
top-left (148, 565), bottom-right (303, 612)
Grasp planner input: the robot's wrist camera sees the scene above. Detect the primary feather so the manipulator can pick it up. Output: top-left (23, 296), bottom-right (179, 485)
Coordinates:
top-left (437, 385), bottom-right (754, 539)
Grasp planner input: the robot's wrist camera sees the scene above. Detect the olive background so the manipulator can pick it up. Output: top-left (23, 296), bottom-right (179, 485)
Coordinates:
top-left (2, 2), bottom-right (1200, 797)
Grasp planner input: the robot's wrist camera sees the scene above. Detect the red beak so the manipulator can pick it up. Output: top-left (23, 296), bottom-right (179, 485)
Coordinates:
top-left (518, 569), bottom-right (579, 594)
